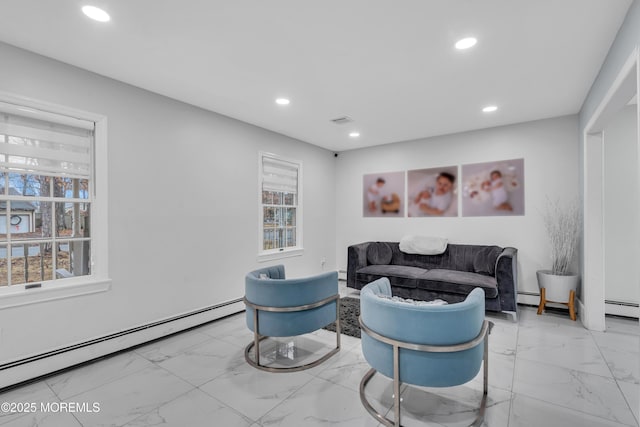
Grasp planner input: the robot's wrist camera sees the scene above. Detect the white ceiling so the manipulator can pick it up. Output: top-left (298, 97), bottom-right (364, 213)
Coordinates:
top-left (0, 0), bottom-right (632, 152)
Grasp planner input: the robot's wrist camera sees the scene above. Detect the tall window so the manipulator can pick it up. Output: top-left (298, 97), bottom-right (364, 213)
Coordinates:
top-left (0, 101), bottom-right (94, 287)
top-left (259, 152), bottom-right (302, 258)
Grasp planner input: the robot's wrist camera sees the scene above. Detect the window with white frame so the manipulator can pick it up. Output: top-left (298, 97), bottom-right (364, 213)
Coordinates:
top-left (259, 152), bottom-right (302, 258)
top-left (0, 99), bottom-right (98, 289)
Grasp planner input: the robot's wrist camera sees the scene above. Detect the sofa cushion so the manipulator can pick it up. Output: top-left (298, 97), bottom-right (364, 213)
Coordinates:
top-left (366, 242), bottom-right (393, 265)
top-left (390, 243), bottom-right (489, 273)
top-left (357, 265), bottom-right (426, 289)
top-left (472, 246), bottom-right (502, 275)
top-left (417, 269), bottom-right (498, 298)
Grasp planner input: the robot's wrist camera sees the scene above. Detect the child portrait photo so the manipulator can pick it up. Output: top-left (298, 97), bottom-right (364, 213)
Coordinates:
top-left (461, 158), bottom-right (525, 217)
top-left (407, 166), bottom-right (458, 217)
top-left (363, 171), bottom-right (405, 217)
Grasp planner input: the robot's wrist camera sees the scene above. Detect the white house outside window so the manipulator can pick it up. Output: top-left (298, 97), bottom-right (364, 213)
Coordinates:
top-left (0, 94), bottom-right (109, 306)
top-left (259, 152), bottom-right (302, 259)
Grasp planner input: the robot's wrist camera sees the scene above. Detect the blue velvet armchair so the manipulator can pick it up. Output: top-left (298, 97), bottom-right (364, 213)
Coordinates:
top-left (359, 277), bottom-right (492, 427)
top-left (244, 264), bottom-right (341, 372)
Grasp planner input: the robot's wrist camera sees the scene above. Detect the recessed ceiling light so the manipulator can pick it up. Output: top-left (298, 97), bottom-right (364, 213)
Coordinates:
top-left (82, 5), bottom-right (110, 22)
top-left (482, 105), bottom-right (498, 113)
top-left (349, 132), bottom-right (360, 138)
top-left (455, 37), bottom-right (477, 50)
top-left (275, 98), bottom-right (290, 105)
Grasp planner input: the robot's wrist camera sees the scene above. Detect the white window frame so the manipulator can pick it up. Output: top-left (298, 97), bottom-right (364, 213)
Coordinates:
top-left (0, 92), bottom-right (110, 308)
top-left (258, 151), bottom-right (303, 261)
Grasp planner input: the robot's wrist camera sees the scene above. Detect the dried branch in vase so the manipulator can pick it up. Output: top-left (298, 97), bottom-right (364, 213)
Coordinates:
top-left (541, 197), bottom-right (581, 275)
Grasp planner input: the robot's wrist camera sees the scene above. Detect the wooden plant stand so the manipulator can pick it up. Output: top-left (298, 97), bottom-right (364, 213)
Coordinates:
top-left (537, 288), bottom-right (577, 321)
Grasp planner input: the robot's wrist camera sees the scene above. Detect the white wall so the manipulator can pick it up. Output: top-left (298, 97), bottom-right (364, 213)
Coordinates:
top-left (335, 116), bottom-right (580, 297)
top-left (604, 104), bottom-right (639, 304)
top-left (581, 1), bottom-right (640, 126)
top-left (579, 0), bottom-right (640, 328)
top-left (0, 42), bottom-right (336, 364)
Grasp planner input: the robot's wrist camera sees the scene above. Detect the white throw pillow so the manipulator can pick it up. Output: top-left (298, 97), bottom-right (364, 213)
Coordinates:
top-left (376, 293), bottom-right (448, 306)
top-left (399, 235), bottom-right (448, 255)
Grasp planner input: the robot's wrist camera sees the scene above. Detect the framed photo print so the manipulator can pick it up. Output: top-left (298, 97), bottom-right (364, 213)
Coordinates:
top-left (363, 171), bottom-right (405, 217)
top-left (461, 158), bottom-right (525, 217)
top-left (407, 166), bottom-right (458, 217)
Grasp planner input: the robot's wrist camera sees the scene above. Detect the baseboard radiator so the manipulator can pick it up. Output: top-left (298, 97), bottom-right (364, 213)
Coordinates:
top-left (0, 298), bottom-right (245, 391)
top-left (604, 299), bottom-right (639, 318)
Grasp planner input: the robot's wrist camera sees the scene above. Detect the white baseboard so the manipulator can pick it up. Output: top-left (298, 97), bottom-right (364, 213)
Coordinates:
top-left (521, 294), bottom-right (638, 321)
top-left (0, 299), bottom-right (245, 390)
top-left (605, 302), bottom-right (639, 318)
top-left (578, 298), bottom-right (586, 325)
top-left (517, 292), bottom-right (579, 311)
top-left (516, 293), bottom-right (541, 307)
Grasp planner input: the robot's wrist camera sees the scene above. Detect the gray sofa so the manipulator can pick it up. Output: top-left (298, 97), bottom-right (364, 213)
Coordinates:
top-left (347, 241), bottom-right (518, 319)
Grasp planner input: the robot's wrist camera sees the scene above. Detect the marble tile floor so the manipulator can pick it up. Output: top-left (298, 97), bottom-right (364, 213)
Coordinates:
top-left (0, 286), bottom-right (638, 427)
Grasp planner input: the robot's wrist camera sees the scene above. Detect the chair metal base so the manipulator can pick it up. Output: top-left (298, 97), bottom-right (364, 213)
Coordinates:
top-left (243, 294), bottom-right (341, 373)
top-left (359, 320), bottom-right (493, 427)
top-left (244, 333), bottom-right (340, 373)
top-left (359, 368), bottom-right (488, 427)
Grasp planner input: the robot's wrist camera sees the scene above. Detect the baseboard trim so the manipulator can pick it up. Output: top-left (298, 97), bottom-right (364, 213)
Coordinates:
top-left (605, 301), bottom-right (639, 318)
top-left (517, 293), bottom-right (541, 307)
top-left (0, 298), bottom-right (245, 390)
top-left (517, 291), bottom-right (582, 312)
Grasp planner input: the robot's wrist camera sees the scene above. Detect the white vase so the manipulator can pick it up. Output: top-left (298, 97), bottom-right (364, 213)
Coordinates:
top-left (536, 270), bottom-right (580, 302)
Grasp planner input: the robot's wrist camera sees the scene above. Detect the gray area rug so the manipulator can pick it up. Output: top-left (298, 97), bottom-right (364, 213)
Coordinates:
top-left (323, 297), bottom-right (361, 338)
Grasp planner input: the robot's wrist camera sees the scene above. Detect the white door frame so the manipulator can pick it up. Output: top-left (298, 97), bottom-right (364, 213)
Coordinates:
top-left (581, 48), bottom-right (639, 331)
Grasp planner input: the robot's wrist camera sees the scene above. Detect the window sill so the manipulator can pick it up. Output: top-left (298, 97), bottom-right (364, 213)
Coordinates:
top-left (257, 248), bottom-right (304, 263)
top-left (0, 277), bottom-right (112, 309)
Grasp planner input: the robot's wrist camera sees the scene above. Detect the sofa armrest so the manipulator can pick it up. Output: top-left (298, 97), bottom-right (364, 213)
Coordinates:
top-left (495, 247), bottom-right (518, 313)
top-left (347, 242), bottom-right (371, 289)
